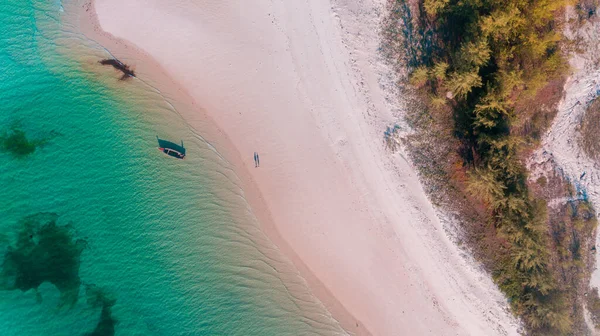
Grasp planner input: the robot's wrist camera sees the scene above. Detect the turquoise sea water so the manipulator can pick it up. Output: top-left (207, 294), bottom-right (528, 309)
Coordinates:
top-left (0, 1), bottom-right (344, 335)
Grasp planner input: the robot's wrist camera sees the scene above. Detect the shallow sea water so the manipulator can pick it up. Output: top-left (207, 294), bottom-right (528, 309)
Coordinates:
top-left (0, 1), bottom-right (344, 335)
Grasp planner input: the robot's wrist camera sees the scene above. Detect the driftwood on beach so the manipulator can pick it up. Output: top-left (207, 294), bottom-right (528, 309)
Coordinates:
top-left (99, 58), bottom-right (135, 80)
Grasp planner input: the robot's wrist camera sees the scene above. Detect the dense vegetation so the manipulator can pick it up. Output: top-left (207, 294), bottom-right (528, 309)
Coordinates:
top-left (384, 0), bottom-right (600, 334)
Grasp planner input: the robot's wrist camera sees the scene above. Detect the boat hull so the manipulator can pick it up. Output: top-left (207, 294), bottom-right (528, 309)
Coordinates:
top-left (158, 147), bottom-right (185, 159)
top-left (157, 137), bottom-right (186, 159)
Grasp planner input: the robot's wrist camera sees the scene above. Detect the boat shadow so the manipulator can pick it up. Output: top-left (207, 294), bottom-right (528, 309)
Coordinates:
top-left (156, 137), bottom-right (186, 159)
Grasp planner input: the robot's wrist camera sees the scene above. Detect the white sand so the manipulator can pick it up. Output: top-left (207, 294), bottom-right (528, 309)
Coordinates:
top-left (81, 0), bottom-right (520, 334)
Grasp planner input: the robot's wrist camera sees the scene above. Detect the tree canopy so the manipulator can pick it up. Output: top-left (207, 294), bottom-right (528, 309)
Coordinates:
top-left (407, 0), bottom-right (576, 333)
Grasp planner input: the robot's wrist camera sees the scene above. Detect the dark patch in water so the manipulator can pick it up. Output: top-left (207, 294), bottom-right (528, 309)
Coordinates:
top-left (99, 58), bottom-right (135, 80)
top-left (0, 124), bottom-right (57, 157)
top-left (84, 284), bottom-right (117, 336)
top-left (0, 213), bottom-right (86, 307)
top-left (1, 128), bottom-right (35, 156)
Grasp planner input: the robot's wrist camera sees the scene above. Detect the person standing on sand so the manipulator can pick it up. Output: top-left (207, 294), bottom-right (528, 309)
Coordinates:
top-left (254, 152), bottom-right (258, 168)
top-left (257, 152), bottom-right (260, 167)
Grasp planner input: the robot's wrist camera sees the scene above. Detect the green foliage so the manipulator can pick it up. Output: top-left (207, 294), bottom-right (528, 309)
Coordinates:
top-left (523, 292), bottom-right (573, 333)
top-left (410, 66), bottom-right (430, 87)
top-left (408, 0), bottom-right (575, 333)
top-left (466, 167), bottom-right (504, 206)
top-left (424, 0), bottom-right (450, 16)
top-left (447, 70), bottom-right (482, 99)
top-left (496, 69), bottom-right (525, 98)
top-left (460, 40), bottom-right (491, 68)
top-left (429, 93), bottom-right (448, 109)
top-left (432, 61), bottom-right (449, 80)
top-left (473, 95), bottom-right (511, 129)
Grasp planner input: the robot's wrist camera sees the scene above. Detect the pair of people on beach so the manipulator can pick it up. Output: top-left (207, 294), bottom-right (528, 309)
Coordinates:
top-left (254, 152), bottom-right (260, 167)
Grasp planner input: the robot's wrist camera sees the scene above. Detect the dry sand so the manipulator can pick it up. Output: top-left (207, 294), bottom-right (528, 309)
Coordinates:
top-left (76, 0), bottom-right (521, 334)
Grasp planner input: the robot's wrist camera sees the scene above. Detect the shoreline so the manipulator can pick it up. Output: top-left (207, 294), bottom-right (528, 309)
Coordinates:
top-left (73, 0), bottom-right (361, 334)
top-left (75, 0), bottom-right (522, 335)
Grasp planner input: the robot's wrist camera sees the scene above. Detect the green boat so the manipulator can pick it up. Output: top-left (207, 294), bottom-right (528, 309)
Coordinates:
top-left (157, 136), bottom-right (185, 159)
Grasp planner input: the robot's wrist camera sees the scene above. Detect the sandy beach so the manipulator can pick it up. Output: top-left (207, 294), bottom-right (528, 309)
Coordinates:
top-left (76, 0), bottom-right (521, 334)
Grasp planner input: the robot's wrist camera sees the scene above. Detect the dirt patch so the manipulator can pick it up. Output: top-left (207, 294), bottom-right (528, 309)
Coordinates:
top-left (579, 97), bottom-right (600, 160)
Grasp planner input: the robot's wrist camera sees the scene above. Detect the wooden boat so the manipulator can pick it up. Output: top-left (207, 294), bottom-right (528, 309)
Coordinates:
top-left (157, 136), bottom-right (186, 159)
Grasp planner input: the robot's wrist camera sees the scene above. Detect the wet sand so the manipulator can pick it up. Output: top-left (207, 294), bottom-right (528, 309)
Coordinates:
top-left (79, 0), bottom-right (521, 334)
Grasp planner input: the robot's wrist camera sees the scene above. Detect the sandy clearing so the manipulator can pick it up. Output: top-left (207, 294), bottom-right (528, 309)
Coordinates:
top-left (78, 0), bottom-right (520, 334)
